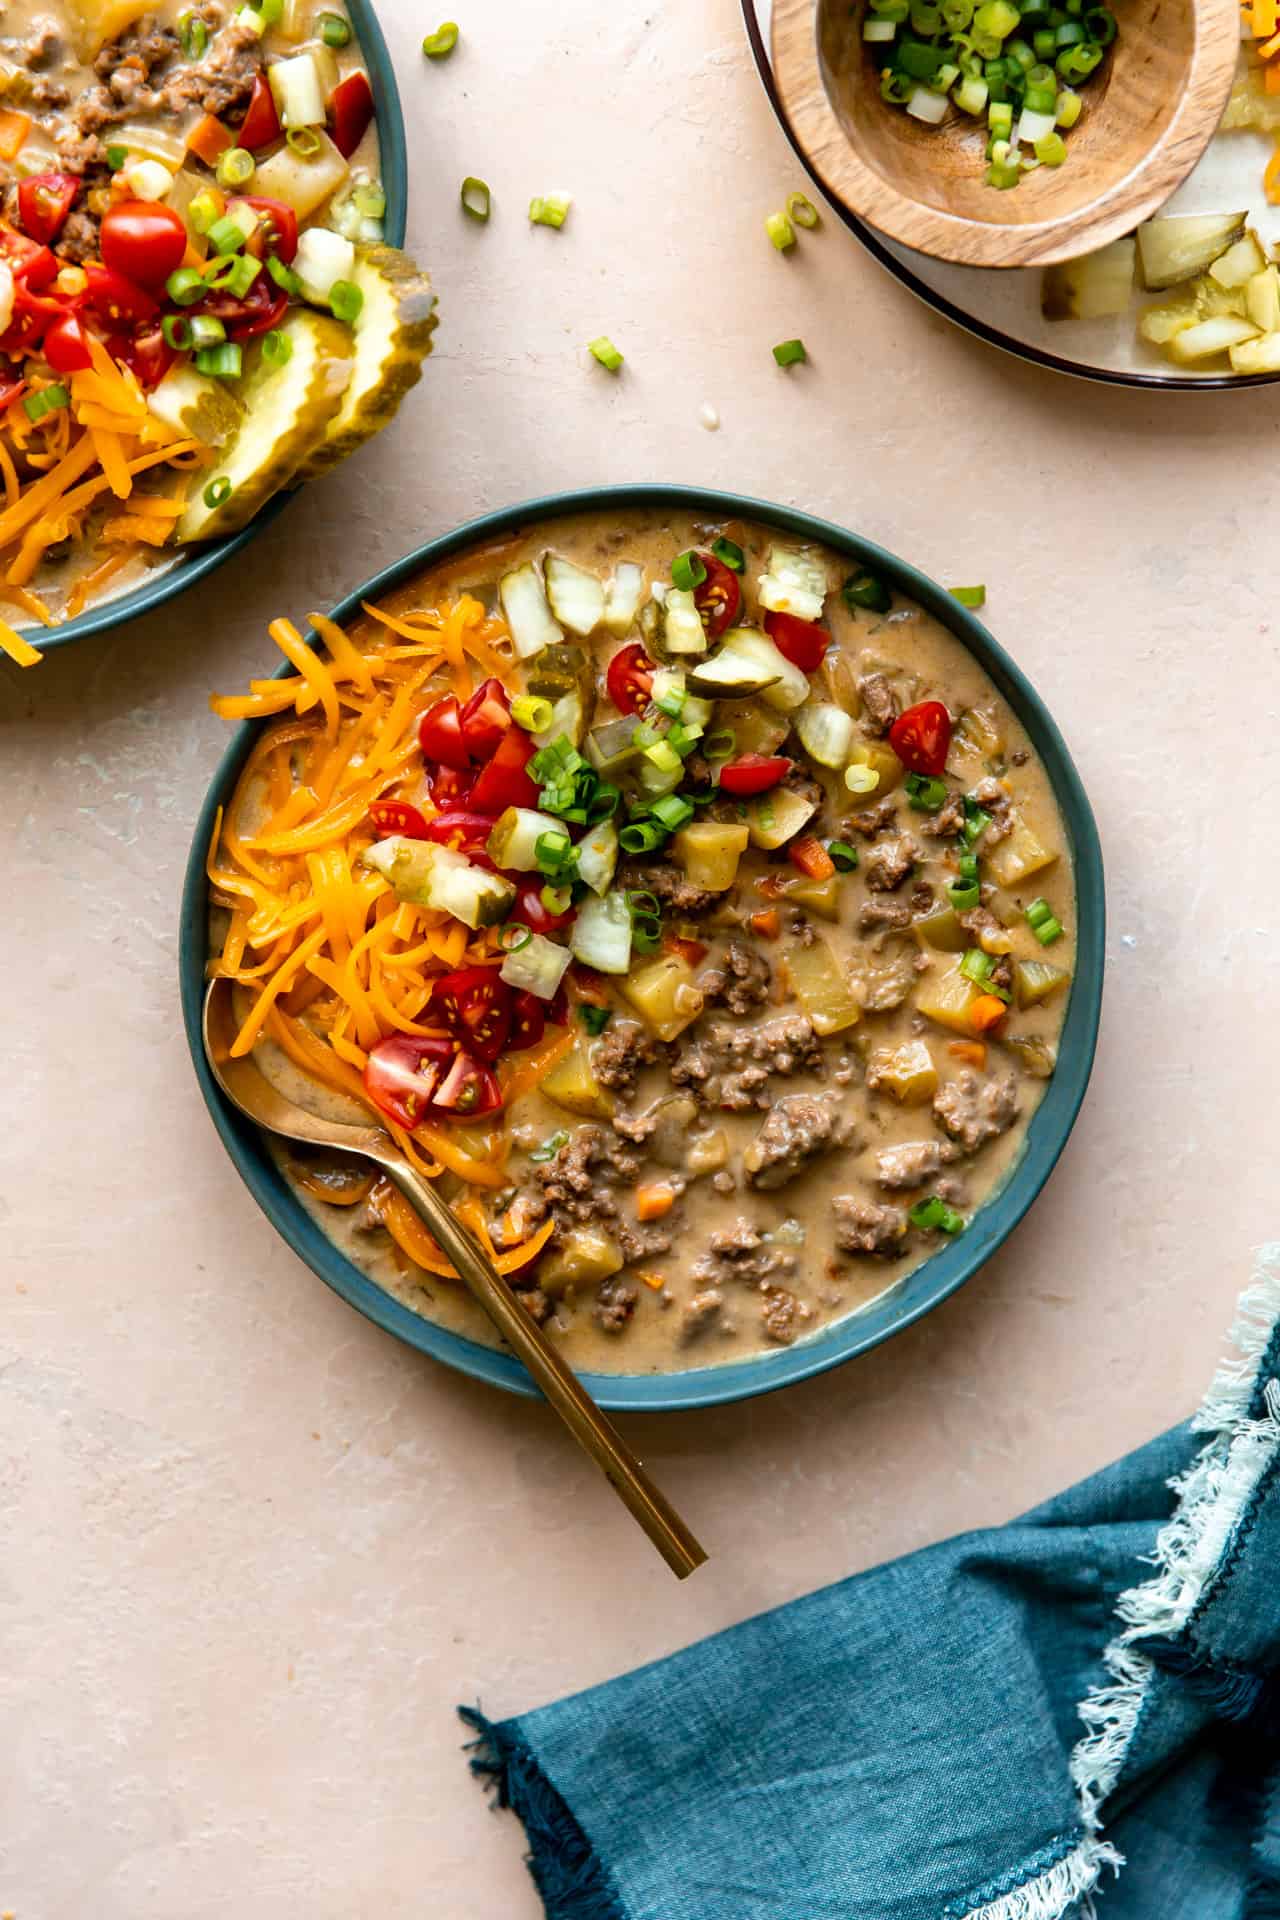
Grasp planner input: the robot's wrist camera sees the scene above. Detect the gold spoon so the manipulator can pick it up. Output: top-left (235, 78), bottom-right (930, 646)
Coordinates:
top-left (203, 979), bottom-right (707, 1579)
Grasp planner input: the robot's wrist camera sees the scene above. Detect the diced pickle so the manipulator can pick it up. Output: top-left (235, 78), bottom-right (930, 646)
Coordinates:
top-left (1041, 238), bottom-right (1136, 321)
top-left (780, 872), bottom-right (842, 920)
top-left (1014, 958), bottom-right (1071, 1008)
top-left (543, 1043), bottom-right (614, 1120)
top-left (526, 643), bottom-right (591, 701)
top-left (786, 938), bottom-right (861, 1036)
top-left (1136, 211), bottom-right (1248, 291)
top-left (725, 700), bottom-right (791, 760)
top-left (539, 1225), bottom-right (625, 1295)
top-left (1003, 1033), bottom-right (1058, 1078)
top-left (622, 956), bottom-right (704, 1042)
top-left (686, 1129), bottom-right (729, 1176)
top-left (952, 706), bottom-right (1003, 761)
top-left (585, 715), bottom-right (642, 774)
top-left (868, 1039), bottom-right (938, 1105)
top-left (914, 957), bottom-right (980, 1034)
top-left (671, 822), bottom-right (749, 892)
top-left (296, 243), bottom-right (438, 482)
top-left (986, 819), bottom-right (1058, 888)
top-left (914, 905), bottom-right (966, 952)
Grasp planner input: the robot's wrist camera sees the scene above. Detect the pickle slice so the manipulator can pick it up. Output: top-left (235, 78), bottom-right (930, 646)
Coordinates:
top-left (295, 243), bottom-right (437, 482)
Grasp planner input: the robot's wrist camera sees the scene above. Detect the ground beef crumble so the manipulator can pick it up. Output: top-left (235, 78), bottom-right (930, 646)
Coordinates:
top-left (831, 1194), bottom-right (910, 1256)
top-left (590, 1019), bottom-right (661, 1094)
top-left (698, 936), bottom-right (772, 1015)
top-left (671, 1013), bottom-right (825, 1111)
top-left (616, 859), bottom-right (718, 916)
top-left (743, 1092), bottom-right (853, 1190)
top-left (863, 833), bottom-right (918, 892)
top-left (932, 1071), bottom-right (1020, 1152)
top-left (858, 672), bottom-right (899, 737)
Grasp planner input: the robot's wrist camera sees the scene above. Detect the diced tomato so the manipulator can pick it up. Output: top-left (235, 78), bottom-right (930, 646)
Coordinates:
top-left (329, 70), bottom-right (375, 159)
top-left (417, 694), bottom-right (470, 770)
top-left (664, 934), bottom-right (708, 967)
top-left (0, 288), bottom-right (64, 354)
top-left (363, 1033), bottom-right (453, 1129)
top-left (431, 1049), bottom-right (504, 1120)
top-left (718, 753), bottom-right (791, 796)
top-left (17, 172), bottom-right (79, 245)
top-left (788, 835), bottom-right (836, 880)
top-left (694, 553), bottom-right (741, 639)
top-left (79, 264), bottom-right (158, 330)
top-left (431, 965), bottom-right (513, 1064)
top-left (508, 990), bottom-right (546, 1053)
top-left (889, 700), bottom-right (952, 778)
top-left (112, 322), bottom-right (176, 389)
top-left (469, 726), bottom-right (539, 813)
top-left (424, 763), bottom-right (475, 808)
top-left (764, 610), bottom-right (828, 674)
top-left (606, 641), bottom-right (655, 716)
top-left (228, 287), bottom-right (289, 340)
top-left (235, 194), bottom-right (298, 265)
top-left (239, 73), bottom-right (282, 151)
top-left (514, 878), bottom-right (574, 935)
top-left (0, 228), bottom-right (57, 290)
top-left (41, 313), bottom-right (93, 373)
top-left (458, 676), bottom-right (511, 760)
top-left (100, 201), bottom-right (187, 289)
top-left (422, 809), bottom-right (496, 851)
top-left (368, 798), bottom-right (431, 839)
top-left (545, 985), bottom-right (570, 1027)
top-left (0, 369), bottom-right (24, 411)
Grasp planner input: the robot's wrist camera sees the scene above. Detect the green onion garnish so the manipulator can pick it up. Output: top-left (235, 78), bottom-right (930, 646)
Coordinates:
top-left (588, 335), bottom-right (623, 371)
top-left (529, 1129), bottom-right (569, 1162)
top-left (189, 314), bottom-right (227, 349)
top-left (842, 568), bottom-right (892, 614)
top-left (905, 772), bottom-right (948, 813)
top-left (619, 820), bottom-right (666, 854)
top-left (765, 210), bottom-right (796, 251)
top-left (534, 830), bottom-right (576, 880)
top-left (650, 793), bottom-right (694, 832)
top-left (671, 550), bottom-right (707, 593)
top-left (499, 924), bottom-right (532, 953)
top-left (178, 10), bottom-right (208, 57)
top-left (286, 127), bottom-right (323, 157)
top-left (772, 338), bottom-right (807, 367)
top-left (318, 9), bottom-right (351, 44)
top-left (909, 1195), bottom-right (965, 1234)
top-left (711, 536), bottom-right (745, 572)
top-left (329, 279), bottom-right (363, 325)
top-left (354, 184), bottom-right (387, 220)
top-left (540, 883), bottom-right (573, 915)
top-left (195, 342), bottom-right (243, 379)
top-left (105, 143), bottom-right (128, 171)
top-left (1025, 898), bottom-right (1064, 945)
top-left (262, 327), bottom-right (292, 367)
top-left (161, 314), bottom-right (192, 350)
top-left (206, 215), bottom-right (247, 257)
top-left (704, 728), bottom-right (736, 761)
top-left (959, 947), bottom-right (994, 987)
top-left (460, 176), bottom-right (491, 221)
top-left (529, 193), bottom-right (572, 229)
top-left (579, 1005), bottom-right (612, 1037)
top-left (215, 146), bottom-right (255, 190)
top-left (204, 476), bottom-right (233, 508)
top-left (626, 890), bottom-right (663, 953)
top-left (22, 383), bottom-right (67, 423)
top-left (215, 254), bottom-right (260, 298)
top-left (962, 796), bottom-right (991, 846)
top-left (786, 190), bottom-right (821, 229)
top-left (587, 783), bottom-right (620, 823)
top-left (950, 584), bottom-right (986, 608)
top-left (511, 693), bottom-right (554, 733)
top-left (948, 877), bottom-right (980, 909)
top-left (423, 20), bottom-right (459, 56)
top-left (266, 253), bottom-right (303, 295)
top-left (165, 265), bottom-right (206, 306)
top-left (827, 840), bottom-right (858, 872)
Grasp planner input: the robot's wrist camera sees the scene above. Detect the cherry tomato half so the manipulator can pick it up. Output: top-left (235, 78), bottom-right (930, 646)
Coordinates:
top-left (110, 322), bottom-right (176, 389)
top-left (17, 172), bottom-right (80, 246)
top-left (369, 798), bottom-right (431, 839)
top-left (508, 990), bottom-right (545, 1053)
top-left (424, 763), bottom-right (476, 808)
top-left (764, 609), bottom-right (828, 675)
top-left (605, 641), bottom-right (655, 716)
top-left (431, 1049), bottom-right (503, 1119)
top-left (239, 72), bottom-right (282, 150)
top-left (422, 808), bottom-right (497, 852)
top-left (79, 264), bottom-right (158, 330)
top-left (889, 700), bottom-right (952, 778)
top-left (417, 694), bottom-right (470, 770)
top-left (363, 1033), bottom-right (453, 1130)
top-left (458, 676), bottom-right (511, 761)
top-left (717, 753), bottom-right (792, 797)
top-left (469, 726), bottom-right (539, 813)
top-left (514, 879), bottom-right (575, 936)
top-left (41, 313), bottom-right (93, 373)
top-left (0, 370), bottom-right (25, 411)
top-left (694, 553), bottom-right (741, 639)
top-left (100, 201), bottom-right (188, 290)
top-left (432, 965), bottom-right (513, 1064)
top-left (233, 194), bottom-right (299, 265)
top-left (0, 229), bottom-right (57, 290)
top-left (329, 70), bottom-right (374, 159)
top-left (0, 289), bottom-right (64, 355)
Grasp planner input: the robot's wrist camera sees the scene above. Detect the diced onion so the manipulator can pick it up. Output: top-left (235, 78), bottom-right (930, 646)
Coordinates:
top-left (500, 932), bottom-right (572, 1001)
top-left (125, 159), bottom-right (173, 201)
top-left (293, 225), bottom-right (356, 302)
top-left (269, 50), bottom-right (328, 128)
top-left (757, 544), bottom-right (828, 622)
top-left (570, 892), bottom-right (633, 974)
top-left (544, 553), bottom-right (605, 636)
top-left (499, 562), bottom-right (563, 659)
top-left (603, 561), bottom-right (644, 638)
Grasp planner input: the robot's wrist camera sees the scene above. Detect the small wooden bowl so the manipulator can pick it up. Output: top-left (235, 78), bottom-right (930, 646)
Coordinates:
top-left (772, 0), bottom-right (1241, 268)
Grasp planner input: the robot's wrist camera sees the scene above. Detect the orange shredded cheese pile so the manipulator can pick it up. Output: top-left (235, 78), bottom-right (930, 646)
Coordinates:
top-left (208, 593), bottom-right (563, 1282)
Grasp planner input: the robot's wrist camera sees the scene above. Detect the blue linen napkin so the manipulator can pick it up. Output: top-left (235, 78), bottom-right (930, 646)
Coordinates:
top-left (462, 1252), bottom-right (1280, 1920)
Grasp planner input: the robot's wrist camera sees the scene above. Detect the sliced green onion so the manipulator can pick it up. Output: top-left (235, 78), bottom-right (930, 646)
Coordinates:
top-left (666, 720), bottom-right (703, 757)
top-left (529, 193), bottom-right (571, 229)
top-left (618, 820), bottom-right (665, 854)
top-left (216, 146), bottom-right (255, 189)
top-left (534, 830), bottom-right (575, 878)
top-left (165, 265), bottom-right (206, 306)
top-left (461, 175), bottom-right (491, 221)
top-left (671, 549), bottom-right (707, 593)
top-left (203, 476), bottom-right (233, 508)
top-left (266, 252), bottom-right (303, 295)
top-left (948, 878), bottom-right (981, 909)
top-left (218, 254), bottom-right (261, 298)
top-left (512, 693), bottom-right (555, 732)
top-left (498, 924), bottom-right (533, 953)
top-left (206, 216), bottom-right (246, 256)
top-left (529, 1128), bottom-right (569, 1162)
top-left (423, 20), bottom-right (459, 56)
top-left (540, 883), bottom-right (573, 915)
top-left (644, 739), bottom-right (681, 776)
top-left (318, 9), bottom-right (351, 43)
top-left (909, 1195), bottom-right (966, 1234)
top-left (711, 536), bottom-right (745, 572)
top-left (950, 584), bottom-right (986, 608)
top-left (587, 783), bottom-right (620, 823)
top-left (1056, 40), bottom-right (1102, 79)
top-left (1055, 85), bottom-right (1082, 127)
top-left (262, 327), bottom-right (292, 367)
top-left (650, 793), bottom-right (694, 832)
top-left (786, 190), bottom-right (821, 229)
top-left (765, 209), bottom-right (796, 251)
top-left (105, 143), bottom-right (128, 171)
top-left (842, 568), bottom-right (891, 614)
top-left (286, 127), bottom-right (323, 157)
top-left (588, 335), bottom-right (623, 371)
top-left (189, 314), bottom-right (227, 349)
top-left (354, 183), bottom-right (387, 220)
top-left (626, 890), bottom-right (663, 953)
top-left (772, 337), bottom-right (807, 366)
top-left (178, 10), bottom-right (209, 57)
top-left (195, 342), bottom-right (243, 379)
top-left (960, 946), bottom-right (994, 986)
top-left (161, 314), bottom-right (192, 350)
top-left (962, 796), bottom-right (991, 846)
top-left (905, 772), bottom-right (949, 813)
top-left (22, 383), bottom-right (67, 423)
top-left (1034, 130), bottom-right (1067, 165)
top-left (329, 278), bottom-right (363, 325)
top-left (704, 728), bottom-right (736, 761)
top-left (827, 839), bottom-right (859, 872)
top-left (578, 1005), bottom-right (612, 1036)
top-left (1025, 898), bottom-right (1064, 945)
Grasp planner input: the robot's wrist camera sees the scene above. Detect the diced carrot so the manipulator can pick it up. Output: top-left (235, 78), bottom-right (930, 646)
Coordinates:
top-left (664, 934), bottom-right (708, 967)
top-left (751, 908), bottom-right (781, 939)
top-left (968, 995), bottom-right (1008, 1035)
top-left (637, 1270), bottom-right (666, 1292)
top-left (187, 113), bottom-right (234, 164)
top-left (788, 834), bottom-right (836, 881)
top-left (755, 871), bottom-right (790, 900)
top-left (1267, 58), bottom-right (1280, 90)
top-left (1261, 24), bottom-right (1280, 52)
top-left (635, 1183), bottom-right (676, 1223)
top-left (948, 1039), bottom-right (987, 1067)
top-left (0, 109), bottom-right (31, 161)
top-left (1266, 140), bottom-right (1280, 203)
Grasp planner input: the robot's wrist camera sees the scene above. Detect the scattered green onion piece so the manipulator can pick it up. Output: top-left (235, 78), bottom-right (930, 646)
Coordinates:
top-left (206, 215), bottom-right (246, 256)
top-left (329, 278), bottom-right (363, 325)
top-left (905, 772), bottom-right (949, 813)
top-left (354, 183), bottom-right (387, 220)
top-left (195, 342), bottom-right (243, 379)
top-left (534, 830), bottom-right (575, 878)
top-left (578, 1005), bottom-right (612, 1037)
top-left (1055, 86), bottom-right (1082, 127)
top-left (650, 793), bottom-right (694, 832)
top-left (960, 947), bottom-right (995, 987)
top-left (827, 840), bottom-right (859, 872)
top-left (22, 383), bottom-right (67, 423)
top-left (772, 337), bottom-right (807, 366)
top-left (220, 254), bottom-right (261, 298)
top-left (187, 190), bottom-right (219, 235)
top-left (671, 549), bottom-right (707, 593)
top-left (909, 1196), bottom-right (966, 1234)
top-left (266, 252), bottom-right (303, 295)
top-left (540, 883), bottom-right (573, 915)
top-left (619, 820), bottom-right (665, 854)
top-left (962, 797), bottom-right (991, 846)
top-left (765, 210), bottom-right (796, 251)
top-left (666, 721), bottom-right (703, 758)
top-left (626, 891), bottom-right (663, 953)
top-left (974, 0), bottom-right (1019, 33)
top-left (216, 146), bottom-right (255, 190)
top-left (511, 693), bottom-right (555, 733)
top-left (1055, 40), bottom-right (1101, 79)
top-left (786, 190), bottom-right (820, 229)
top-left (178, 10), bottom-right (209, 57)
top-left (203, 476), bottom-right (233, 508)
top-left (644, 739), bottom-right (682, 776)
top-left (704, 728), bottom-right (736, 761)
top-left (161, 314), bottom-right (192, 351)
top-left (842, 568), bottom-right (892, 614)
top-left (318, 9), bottom-right (351, 44)
top-left (529, 193), bottom-right (571, 229)
top-left (529, 1129), bottom-right (569, 1162)
top-left (423, 20), bottom-right (459, 57)
top-left (587, 783), bottom-right (620, 823)
top-left (105, 143), bottom-right (128, 171)
top-left (165, 265), bottom-right (206, 306)
top-left (1025, 898), bottom-right (1064, 945)
top-left (460, 175), bottom-right (491, 221)
top-left (653, 686), bottom-right (686, 719)
top-left (262, 327), bottom-right (292, 367)
top-left (988, 99), bottom-right (1014, 137)
top-left (1035, 130), bottom-right (1067, 165)
top-left (286, 127), bottom-right (323, 157)
top-left (711, 536), bottom-right (745, 573)
top-left (588, 335), bottom-right (622, 371)
top-left (949, 584), bottom-right (986, 608)
top-left (499, 924), bottom-right (533, 953)
top-left (189, 314), bottom-right (227, 349)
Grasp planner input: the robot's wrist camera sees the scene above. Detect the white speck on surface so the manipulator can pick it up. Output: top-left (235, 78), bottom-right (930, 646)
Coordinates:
top-left (1121, 935), bottom-right (1137, 949)
top-left (699, 401), bottom-right (720, 431)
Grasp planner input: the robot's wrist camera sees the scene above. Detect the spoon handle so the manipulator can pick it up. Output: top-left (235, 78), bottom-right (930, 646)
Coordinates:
top-left (384, 1160), bottom-right (708, 1579)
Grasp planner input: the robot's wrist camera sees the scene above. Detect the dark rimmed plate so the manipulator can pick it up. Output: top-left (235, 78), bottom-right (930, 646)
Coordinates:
top-left (743, 0), bottom-right (1279, 392)
top-left (26, 0), bottom-right (410, 659)
top-left (179, 484), bottom-right (1105, 1412)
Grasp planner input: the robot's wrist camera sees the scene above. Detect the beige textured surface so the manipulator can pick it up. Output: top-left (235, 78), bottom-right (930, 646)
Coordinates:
top-left (2, 1), bottom-right (1278, 1913)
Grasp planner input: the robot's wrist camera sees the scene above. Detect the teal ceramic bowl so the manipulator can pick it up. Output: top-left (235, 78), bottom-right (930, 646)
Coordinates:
top-left (29, 0), bottom-right (408, 661)
top-left (179, 485), bottom-right (1105, 1413)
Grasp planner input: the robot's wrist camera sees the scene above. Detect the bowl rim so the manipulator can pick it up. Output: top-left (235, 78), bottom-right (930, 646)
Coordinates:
top-left (23, 0), bottom-right (409, 661)
top-left (770, 0), bottom-right (1242, 269)
top-left (178, 482), bottom-right (1106, 1414)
